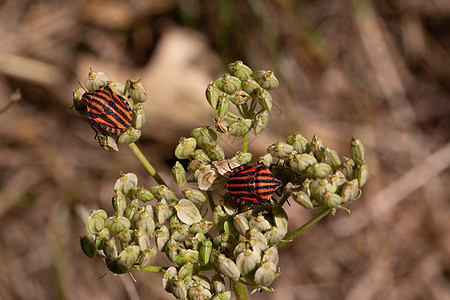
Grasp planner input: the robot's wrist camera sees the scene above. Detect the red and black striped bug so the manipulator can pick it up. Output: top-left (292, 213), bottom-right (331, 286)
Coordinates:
top-left (227, 164), bottom-right (283, 206)
top-left (81, 86), bottom-right (133, 135)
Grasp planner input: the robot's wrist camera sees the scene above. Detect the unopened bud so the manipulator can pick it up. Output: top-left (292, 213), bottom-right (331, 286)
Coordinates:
top-left (106, 81), bottom-right (126, 96)
top-left (112, 191), bottom-right (127, 216)
top-left (189, 220), bottom-right (213, 235)
top-left (175, 137), bottom-right (197, 159)
top-left (85, 70), bottom-right (109, 91)
top-left (292, 191), bottom-right (313, 209)
top-left (228, 60), bottom-right (253, 80)
top-left (217, 95), bottom-right (230, 118)
top-left (172, 161), bottom-right (187, 187)
top-left (206, 81), bottom-right (221, 109)
top-left (200, 239), bottom-right (213, 264)
top-left (253, 111), bottom-right (269, 135)
top-left (80, 234), bottom-right (96, 258)
top-left (86, 209), bottom-right (107, 234)
top-left (324, 147), bottom-right (341, 171)
top-left (126, 79), bottom-right (147, 104)
top-left (253, 70), bottom-right (279, 90)
top-left (241, 78), bottom-right (261, 98)
top-left (236, 249), bottom-right (261, 276)
top-left (355, 162), bottom-right (369, 187)
top-left (286, 132), bottom-right (309, 153)
top-left (114, 172), bottom-right (138, 196)
top-left (290, 153), bottom-right (317, 175)
top-left (229, 118), bottom-right (252, 137)
top-left (233, 214), bottom-right (250, 236)
top-left (310, 135), bottom-right (324, 162)
top-left (257, 89), bottom-right (272, 111)
top-left (205, 143), bottom-right (225, 161)
top-left (176, 199), bottom-right (202, 225)
top-left (215, 74), bottom-right (241, 95)
top-left (117, 228), bottom-right (134, 245)
top-left (254, 260), bottom-right (277, 287)
top-left (156, 225), bottom-right (170, 251)
top-left (341, 179), bottom-right (359, 204)
top-left (132, 104), bottom-right (146, 129)
top-left (306, 162), bottom-right (332, 178)
top-left (264, 226), bottom-right (287, 246)
top-left (105, 215), bottom-right (131, 234)
top-left (216, 253), bottom-right (240, 281)
top-left (267, 142), bottom-right (294, 159)
top-left (192, 126), bottom-right (217, 149)
top-left (350, 137), bottom-right (366, 166)
top-left (150, 185), bottom-right (176, 201)
top-left (139, 247), bottom-right (157, 269)
top-left (232, 152), bottom-right (253, 165)
top-left (117, 127), bottom-right (141, 144)
top-left (97, 134), bottom-right (119, 152)
top-left (249, 213), bottom-right (271, 233)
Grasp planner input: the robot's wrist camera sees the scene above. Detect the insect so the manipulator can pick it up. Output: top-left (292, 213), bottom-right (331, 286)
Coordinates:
top-left (227, 164), bottom-right (283, 206)
top-left (81, 86), bottom-right (132, 135)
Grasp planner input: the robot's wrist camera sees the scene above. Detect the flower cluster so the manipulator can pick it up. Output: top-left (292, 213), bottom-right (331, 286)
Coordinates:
top-left (72, 70), bottom-right (148, 151)
top-left (79, 61), bottom-right (369, 299)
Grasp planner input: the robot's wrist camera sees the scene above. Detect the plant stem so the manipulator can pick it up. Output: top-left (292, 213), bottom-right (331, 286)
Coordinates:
top-left (277, 207), bottom-right (332, 247)
top-left (134, 265), bottom-right (164, 272)
top-left (128, 142), bottom-right (166, 186)
top-left (242, 133), bottom-right (249, 153)
top-left (207, 191), bottom-right (215, 212)
top-left (233, 280), bottom-right (248, 300)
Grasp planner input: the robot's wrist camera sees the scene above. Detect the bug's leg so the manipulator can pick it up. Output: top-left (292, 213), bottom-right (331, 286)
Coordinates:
top-left (90, 123), bottom-right (101, 139)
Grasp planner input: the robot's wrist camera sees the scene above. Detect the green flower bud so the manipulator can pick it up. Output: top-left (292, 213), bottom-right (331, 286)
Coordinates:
top-left (350, 137), bottom-right (366, 166)
top-left (97, 134), bottom-right (119, 152)
top-left (116, 127), bottom-right (140, 145)
top-left (169, 215), bottom-right (182, 229)
top-left (286, 132), bottom-right (310, 153)
top-left (232, 152), bottom-right (253, 165)
top-left (306, 162), bottom-right (332, 178)
top-left (355, 162), bottom-right (369, 187)
top-left (165, 239), bottom-right (180, 263)
top-left (212, 291), bottom-right (232, 300)
top-left (321, 192), bottom-right (343, 208)
top-left (189, 220), bottom-right (214, 235)
top-left (178, 262), bottom-right (196, 279)
top-left (118, 245), bottom-right (140, 269)
top-left (341, 179), bottom-right (359, 204)
top-left (212, 205), bottom-right (226, 232)
top-left (257, 89), bottom-right (273, 111)
top-left (162, 266), bottom-right (178, 292)
top-left (233, 214), bottom-right (250, 236)
top-left (212, 274), bottom-right (226, 293)
top-left (229, 90), bottom-right (251, 106)
top-left (253, 110), bottom-right (269, 135)
top-left (126, 79), bottom-right (147, 104)
top-left (267, 142), bottom-right (294, 159)
top-left (254, 260), bottom-right (277, 287)
top-left (249, 213), bottom-right (271, 233)
top-left (73, 88), bottom-right (87, 115)
top-left (257, 153), bottom-right (273, 167)
top-left (272, 207), bottom-right (289, 231)
top-left (124, 199), bottom-right (140, 220)
top-left (228, 60), bottom-right (253, 80)
top-left (310, 178), bottom-right (335, 200)
top-left (241, 78), bottom-right (261, 98)
top-left (292, 191), bottom-right (314, 209)
top-left (341, 156), bottom-right (356, 179)
top-left (177, 249), bottom-right (200, 266)
top-left (182, 188), bottom-right (207, 206)
top-left (132, 104), bottom-right (146, 129)
top-left (205, 143), bottom-right (225, 161)
top-left (170, 224), bottom-right (190, 242)
top-left (117, 228), bottom-right (134, 244)
top-left (155, 199), bottom-right (170, 224)
top-left (112, 191), bottom-right (127, 216)
top-left (262, 245), bottom-right (279, 265)
top-left (85, 70), bottom-right (109, 91)
top-left (105, 215), bottom-right (131, 234)
top-left (156, 225), bottom-right (170, 251)
top-left (247, 229), bottom-right (268, 254)
top-left (192, 149), bottom-right (212, 163)
top-left (172, 161), bottom-right (187, 187)
top-left (290, 153), bottom-right (317, 174)
top-left (134, 187), bottom-right (154, 202)
top-left (200, 239), bottom-right (213, 264)
top-left (264, 226), bottom-right (287, 246)
top-left (139, 247), bottom-right (157, 269)
top-left (254, 70), bottom-right (279, 90)
top-left (105, 258), bottom-right (129, 274)
top-left (95, 228), bottom-right (110, 250)
top-left (192, 125), bottom-right (217, 149)
top-left (171, 277), bottom-right (188, 299)
top-left (176, 199), bottom-right (202, 225)
top-left (104, 237), bottom-right (118, 260)
top-left (214, 116), bottom-right (229, 134)
top-left (189, 284), bottom-right (212, 300)
top-left (216, 253), bottom-right (240, 281)
top-left (114, 172), bottom-right (138, 196)
top-left (86, 209), bottom-right (107, 234)
top-left (175, 137), bottom-right (197, 160)
top-left (206, 81), bottom-right (221, 109)
top-left (106, 81), bottom-right (126, 97)
top-left (150, 185), bottom-right (176, 201)
top-left (228, 117), bottom-right (252, 137)
top-left (331, 170), bottom-right (347, 190)
top-left (135, 213), bottom-right (155, 236)
top-left (215, 74), bottom-right (241, 95)
top-left (80, 234), bottom-right (96, 258)
top-left (324, 147), bottom-right (341, 171)
top-left (237, 250), bottom-right (261, 278)
top-left (310, 135), bottom-right (324, 162)
top-left (217, 95), bottom-right (230, 118)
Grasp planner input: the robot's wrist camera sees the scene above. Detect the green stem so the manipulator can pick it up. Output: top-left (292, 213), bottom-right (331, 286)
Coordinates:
top-left (128, 142), bottom-right (166, 186)
top-left (277, 207), bottom-right (332, 247)
top-left (207, 191), bottom-right (215, 212)
top-left (242, 133), bottom-right (249, 153)
top-left (233, 280), bottom-right (248, 300)
top-left (0, 100), bottom-right (15, 114)
top-left (134, 265), bottom-right (164, 272)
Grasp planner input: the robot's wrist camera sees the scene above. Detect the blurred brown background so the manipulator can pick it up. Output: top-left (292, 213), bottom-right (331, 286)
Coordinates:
top-left (0, 0), bottom-right (449, 299)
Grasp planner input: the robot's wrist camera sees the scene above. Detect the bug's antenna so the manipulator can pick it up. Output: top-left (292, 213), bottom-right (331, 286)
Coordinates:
top-left (73, 71), bottom-right (87, 92)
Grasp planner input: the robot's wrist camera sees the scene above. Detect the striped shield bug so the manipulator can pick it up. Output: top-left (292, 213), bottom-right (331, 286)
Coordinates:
top-left (227, 164), bottom-right (283, 206)
top-left (81, 86), bottom-right (132, 135)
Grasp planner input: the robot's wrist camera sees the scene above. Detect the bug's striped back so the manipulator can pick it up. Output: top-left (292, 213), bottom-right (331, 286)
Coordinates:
top-left (227, 164), bottom-right (283, 206)
top-left (227, 165), bottom-right (259, 205)
top-left (83, 86), bottom-right (132, 134)
top-left (254, 164), bottom-right (283, 202)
